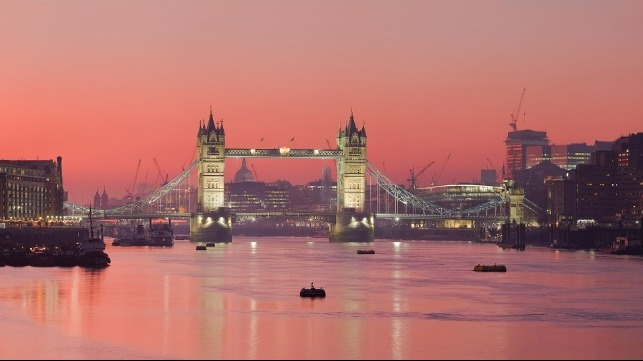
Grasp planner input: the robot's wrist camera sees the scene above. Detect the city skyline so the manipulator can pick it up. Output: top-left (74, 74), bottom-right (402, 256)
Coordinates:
top-left (2, 1), bottom-right (642, 204)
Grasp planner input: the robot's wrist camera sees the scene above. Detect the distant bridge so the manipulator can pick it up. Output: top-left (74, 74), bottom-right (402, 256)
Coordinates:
top-left (65, 159), bottom-right (548, 223)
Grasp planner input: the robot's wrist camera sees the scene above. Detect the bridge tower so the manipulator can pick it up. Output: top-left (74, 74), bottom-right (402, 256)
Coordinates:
top-left (330, 112), bottom-right (374, 242)
top-left (190, 109), bottom-right (232, 243)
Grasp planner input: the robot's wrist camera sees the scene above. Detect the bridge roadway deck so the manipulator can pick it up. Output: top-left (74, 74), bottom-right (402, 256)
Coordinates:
top-left (91, 211), bottom-right (507, 222)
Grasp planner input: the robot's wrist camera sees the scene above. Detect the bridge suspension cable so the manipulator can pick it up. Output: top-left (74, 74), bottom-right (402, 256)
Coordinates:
top-left (366, 161), bottom-right (452, 217)
top-left (65, 160), bottom-right (198, 217)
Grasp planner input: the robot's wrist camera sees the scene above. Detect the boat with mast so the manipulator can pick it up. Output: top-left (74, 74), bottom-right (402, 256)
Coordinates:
top-left (76, 206), bottom-right (111, 268)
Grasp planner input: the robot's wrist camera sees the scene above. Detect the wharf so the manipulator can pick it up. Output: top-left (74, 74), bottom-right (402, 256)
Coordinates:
top-left (0, 226), bottom-right (89, 247)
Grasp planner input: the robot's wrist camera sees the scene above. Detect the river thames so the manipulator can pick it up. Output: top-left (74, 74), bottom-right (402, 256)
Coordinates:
top-left (1, 237), bottom-right (642, 359)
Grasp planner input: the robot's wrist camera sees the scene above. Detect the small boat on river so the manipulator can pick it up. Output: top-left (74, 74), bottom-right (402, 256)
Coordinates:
top-left (300, 282), bottom-right (326, 298)
top-left (473, 264), bottom-right (507, 272)
top-left (357, 249), bottom-right (375, 254)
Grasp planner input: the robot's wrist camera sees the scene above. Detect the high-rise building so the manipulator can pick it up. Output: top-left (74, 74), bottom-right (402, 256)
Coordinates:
top-left (525, 145), bottom-right (551, 169)
top-left (551, 143), bottom-right (595, 170)
top-left (524, 141), bottom-right (613, 172)
top-left (505, 130), bottom-right (549, 179)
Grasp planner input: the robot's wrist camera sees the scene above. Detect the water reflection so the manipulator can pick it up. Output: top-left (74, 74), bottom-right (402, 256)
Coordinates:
top-left (0, 238), bottom-right (641, 359)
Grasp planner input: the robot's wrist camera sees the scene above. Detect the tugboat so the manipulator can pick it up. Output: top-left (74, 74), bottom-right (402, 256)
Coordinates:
top-left (77, 207), bottom-right (111, 268)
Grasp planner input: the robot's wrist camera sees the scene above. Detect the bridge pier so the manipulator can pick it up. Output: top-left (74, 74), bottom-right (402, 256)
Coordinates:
top-left (190, 208), bottom-right (233, 243)
top-left (329, 208), bottom-right (374, 243)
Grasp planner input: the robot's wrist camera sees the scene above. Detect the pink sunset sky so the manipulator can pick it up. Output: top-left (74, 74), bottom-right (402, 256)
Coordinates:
top-left (1, 1), bottom-right (642, 205)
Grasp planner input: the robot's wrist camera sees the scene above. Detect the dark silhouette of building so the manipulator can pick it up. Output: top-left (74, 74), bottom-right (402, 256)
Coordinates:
top-left (101, 188), bottom-right (109, 208)
top-left (549, 133), bottom-right (643, 225)
top-left (234, 158), bottom-right (255, 183)
top-left (481, 169), bottom-right (498, 186)
top-left (226, 160), bottom-right (293, 212)
top-left (93, 187), bottom-right (109, 209)
top-left (93, 190), bottom-right (101, 209)
top-left (574, 133), bottom-right (643, 224)
top-left (514, 160), bottom-right (566, 212)
top-left (525, 141), bottom-right (613, 171)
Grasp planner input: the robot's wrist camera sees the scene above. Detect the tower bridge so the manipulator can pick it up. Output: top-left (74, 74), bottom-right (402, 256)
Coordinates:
top-left (64, 109), bottom-right (548, 243)
top-left (193, 110), bottom-right (371, 242)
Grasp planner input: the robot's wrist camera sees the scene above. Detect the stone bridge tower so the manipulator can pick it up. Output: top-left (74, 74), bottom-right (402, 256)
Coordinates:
top-left (190, 109), bottom-right (232, 243)
top-left (331, 112), bottom-right (374, 242)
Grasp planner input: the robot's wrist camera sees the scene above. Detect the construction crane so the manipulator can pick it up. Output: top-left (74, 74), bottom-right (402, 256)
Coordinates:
top-left (382, 161), bottom-right (389, 177)
top-left (407, 161), bottom-right (435, 190)
top-left (509, 88), bottom-right (526, 132)
top-left (431, 153), bottom-right (451, 186)
top-left (153, 157), bottom-right (169, 187)
top-left (486, 157), bottom-right (501, 183)
top-left (486, 157), bottom-right (497, 172)
top-left (251, 163), bottom-right (259, 181)
top-left (125, 159), bottom-right (142, 200)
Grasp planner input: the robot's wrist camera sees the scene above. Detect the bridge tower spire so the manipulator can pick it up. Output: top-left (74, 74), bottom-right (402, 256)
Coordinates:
top-left (331, 111), bottom-right (374, 242)
top-left (190, 108), bottom-right (232, 243)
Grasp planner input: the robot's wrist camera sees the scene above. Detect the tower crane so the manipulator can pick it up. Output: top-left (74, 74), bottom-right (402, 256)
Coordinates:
top-left (407, 161), bottom-right (435, 190)
top-left (431, 153), bottom-right (451, 186)
top-left (125, 159), bottom-right (142, 200)
top-left (251, 163), bottom-right (259, 181)
top-left (509, 88), bottom-right (526, 132)
top-left (382, 161), bottom-right (389, 177)
top-left (153, 157), bottom-right (169, 187)
top-left (486, 157), bottom-right (501, 183)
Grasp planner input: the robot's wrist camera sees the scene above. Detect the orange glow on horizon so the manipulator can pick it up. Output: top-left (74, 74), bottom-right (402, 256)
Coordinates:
top-left (1, 1), bottom-right (641, 204)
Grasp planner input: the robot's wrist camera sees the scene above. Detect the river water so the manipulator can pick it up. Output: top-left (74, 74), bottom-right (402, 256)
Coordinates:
top-left (1, 237), bottom-right (642, 359)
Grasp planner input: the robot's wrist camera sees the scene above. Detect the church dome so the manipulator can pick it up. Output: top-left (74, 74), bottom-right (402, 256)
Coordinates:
top-left (234, 158), bottom-right (255, 182)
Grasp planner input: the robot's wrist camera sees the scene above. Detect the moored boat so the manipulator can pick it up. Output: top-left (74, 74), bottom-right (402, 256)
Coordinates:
top-left (77, 206), bottom-right (111, 268)
top-left (27, 245), bottom-right (56, 267)
top-left (77, 251), bottom-right (111, 268)
top-left (52, 245), bottom-right (78, 267)
top-left (146, 220), bottom-right (174, 247)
